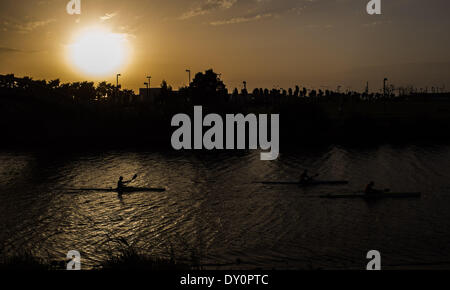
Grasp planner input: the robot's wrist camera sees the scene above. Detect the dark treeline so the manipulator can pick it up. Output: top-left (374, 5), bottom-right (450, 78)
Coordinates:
top-left (1, 69), bottom-right (450, 149)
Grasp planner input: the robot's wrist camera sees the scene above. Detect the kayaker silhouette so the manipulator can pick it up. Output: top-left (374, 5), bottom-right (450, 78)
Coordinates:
top-left (364, 181), bottom-right (382, 196)
top-left (365, 181), bottom-right (375, 194)
top-left (299, 170), bottom-right (318, 184)
top-left (117, 175), bottom-right (137, 196)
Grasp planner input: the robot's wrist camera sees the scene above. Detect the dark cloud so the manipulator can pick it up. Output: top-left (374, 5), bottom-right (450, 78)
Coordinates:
top-left (180, 0), bottom-right (238, 19)
top-left (0, 46), bottom-right (41, 54)
top-left (210, 13), bottom-right (273, 25)
top-left (181, 0), bottom-right (310, 24)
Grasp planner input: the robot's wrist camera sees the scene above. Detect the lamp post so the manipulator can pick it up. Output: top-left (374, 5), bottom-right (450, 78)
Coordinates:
top-left (116, 73), bottom-right (121, 100)
top-left (144, 82), bottom-right (149, 100)
top-left (116, 74), bottom-right (121, 89)
top-left (383, 78), bottom-right (388, 97)
top-left (146, 76), bottom-right (151, 89)
top-left (186, 69), bottom-right (191, 86)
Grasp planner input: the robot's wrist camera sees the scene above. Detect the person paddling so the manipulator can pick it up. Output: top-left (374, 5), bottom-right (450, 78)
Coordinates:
top-left (117, 175), bottom-right (137, 196)
top-left (299, 170), bottom-right (318, 184)
top-left (364, 181), bottom-right (381, 196)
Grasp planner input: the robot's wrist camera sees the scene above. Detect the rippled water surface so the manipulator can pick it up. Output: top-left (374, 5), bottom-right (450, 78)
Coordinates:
top-left (1, 145), bottom-right (450, 269)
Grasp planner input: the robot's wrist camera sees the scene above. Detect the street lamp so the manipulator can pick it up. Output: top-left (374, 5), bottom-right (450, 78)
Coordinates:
top-left (146, 76), bottom-right (151, 89)
top-left (116, 73), bottom-right (121, 99)
top-left (383, 78), bottom-right (388, 96)
top-left (186, 69), bottom-right (191, 86)
top-left (116, 74), bottom-right (121, 89)
top-left (144, 82), bottom-right (149, 99)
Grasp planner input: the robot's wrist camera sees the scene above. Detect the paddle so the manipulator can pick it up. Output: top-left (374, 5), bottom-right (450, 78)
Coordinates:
top-left (298, 173), bottom-right (319, 184)
top-left (131, 174), bottom-right (138, 181)
top-left (368, 188), bottom-right (390, 194)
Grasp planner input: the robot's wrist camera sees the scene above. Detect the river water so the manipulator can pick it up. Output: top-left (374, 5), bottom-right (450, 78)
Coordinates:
top-left (1, 144), bottom-right (450, 269)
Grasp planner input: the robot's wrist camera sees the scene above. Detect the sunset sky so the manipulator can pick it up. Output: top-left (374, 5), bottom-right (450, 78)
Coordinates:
top-left (0, 0), bottom-right (449, 93)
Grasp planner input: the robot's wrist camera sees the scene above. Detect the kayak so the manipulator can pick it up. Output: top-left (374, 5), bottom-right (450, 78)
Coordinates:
top-left (319, 192), bottom-right (421, 199)
top-left (259, 180), bottom-right (349, 186)
top-left (65, 187), bottom-right (166, 193)
top-left (118, 187), bottom-right (166, 193)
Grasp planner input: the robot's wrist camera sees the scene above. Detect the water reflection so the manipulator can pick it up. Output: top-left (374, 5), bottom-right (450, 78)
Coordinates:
top-left (1, 145), bottom-right (450, 269)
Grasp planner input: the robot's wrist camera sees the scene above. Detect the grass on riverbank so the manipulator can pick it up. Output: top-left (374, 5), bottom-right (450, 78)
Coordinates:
top-left (99, 245), bottom-right (190, 271)
top-left (0, 250), bottom-right (191, 271)
top-left (0, 250), bottom-right (51, 271)
top-left (0, 238), bottom-right (193, 271)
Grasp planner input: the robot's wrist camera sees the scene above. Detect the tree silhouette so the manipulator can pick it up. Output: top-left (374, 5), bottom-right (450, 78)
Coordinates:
top-left (159, 80), bottom-right (173, 104)
top-left (97, 81), bottom-right (115, 100)
top-left (294, 86), bottom-right (300, 97)
top-left (189, 69), bottom-right (227, 104)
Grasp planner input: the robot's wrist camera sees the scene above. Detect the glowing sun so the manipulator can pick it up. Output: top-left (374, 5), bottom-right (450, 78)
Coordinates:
top-left (68, 27), bottom-right (130, 76)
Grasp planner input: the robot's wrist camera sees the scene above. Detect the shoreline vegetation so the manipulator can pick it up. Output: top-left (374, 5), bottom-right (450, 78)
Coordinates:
top-left (0, 248), bottom-right (192, 271)
top-left (0, 236), bottom-right (255, 271)
top-left (1, 70), bottom-right (450, 149)
top-left (2, 245), bottom-right (450, 271)
top-left (0, 226), bottom-right (243, 271)
top-left (0, 236), bottom-right (199, 271)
